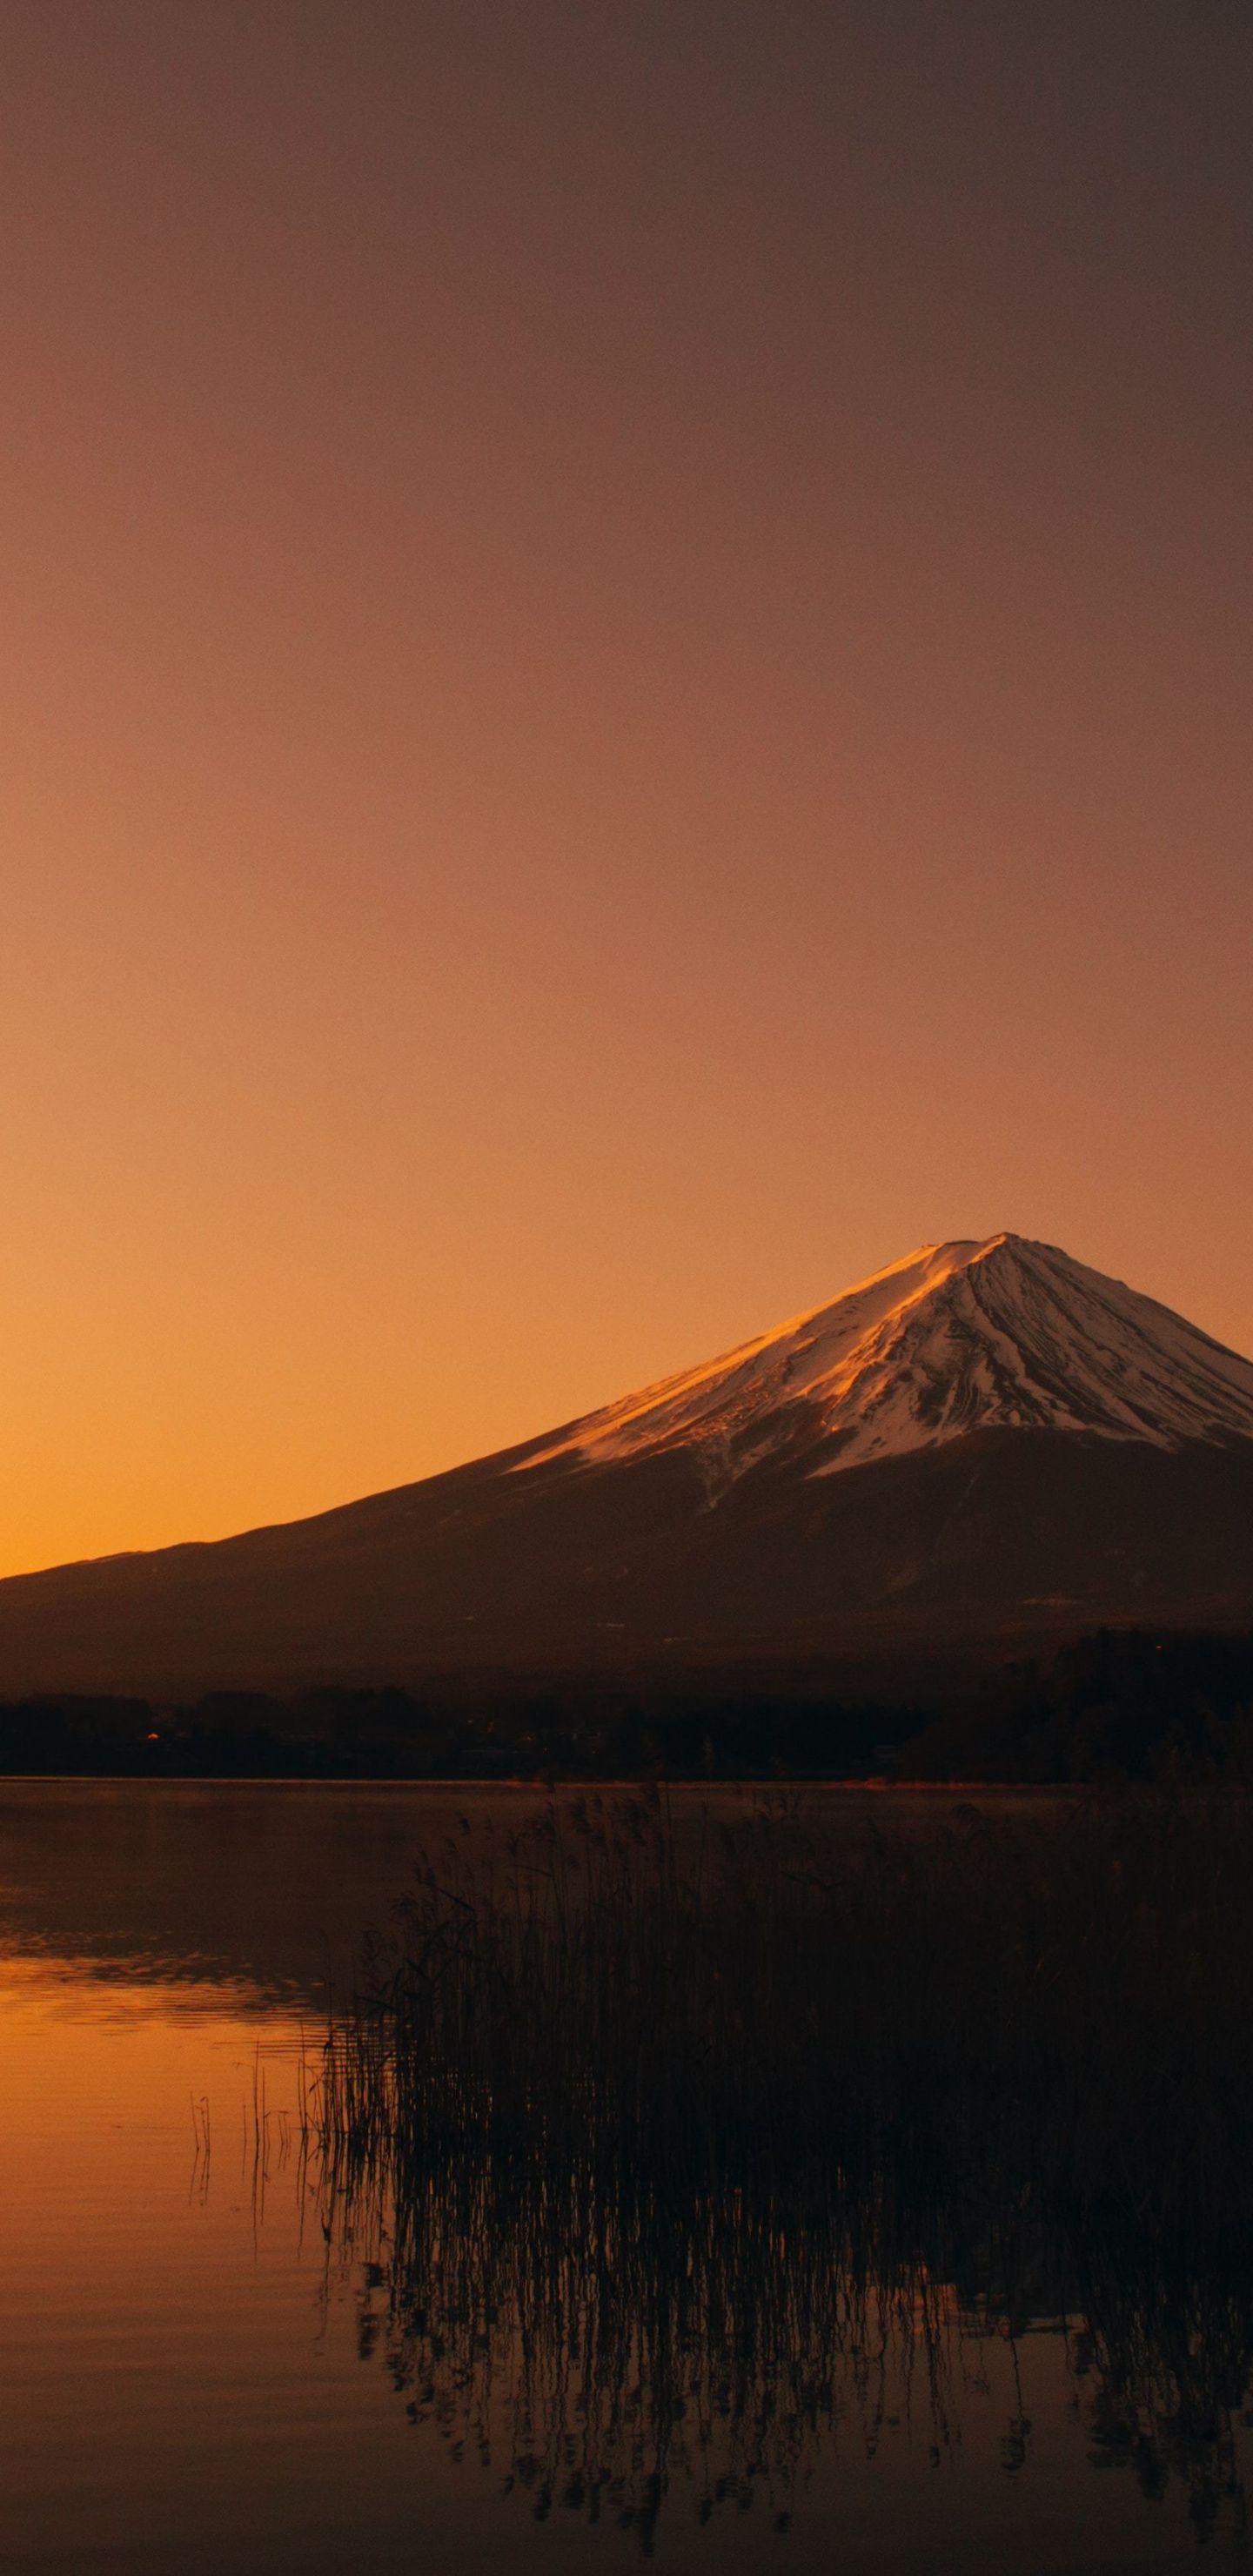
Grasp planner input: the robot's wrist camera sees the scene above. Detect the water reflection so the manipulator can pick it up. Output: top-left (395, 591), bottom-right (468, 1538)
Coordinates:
top-left (308, 2137), bottom-right (1253, 2553)
top-left (3, 1781), bottom-right (1252, 2571)
top-left (0, 1777), bottom-right (543, 2002)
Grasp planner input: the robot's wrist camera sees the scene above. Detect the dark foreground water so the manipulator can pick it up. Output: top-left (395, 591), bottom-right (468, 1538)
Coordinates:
top-left (0, 1781), bottom-right (1243, 2573)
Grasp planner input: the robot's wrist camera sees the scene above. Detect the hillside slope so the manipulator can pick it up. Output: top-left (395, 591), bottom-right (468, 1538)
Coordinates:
top-left (1, 1235), bottom-right (1250, 1696)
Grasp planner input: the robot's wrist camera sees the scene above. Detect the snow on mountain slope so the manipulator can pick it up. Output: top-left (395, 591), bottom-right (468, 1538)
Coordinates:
top-left (523, 1235), bottom-right (1253, 1490)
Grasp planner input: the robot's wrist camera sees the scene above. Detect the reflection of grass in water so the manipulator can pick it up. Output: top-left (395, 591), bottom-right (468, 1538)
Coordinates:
top-left (314, 1791), bottom-right (1253, 2548)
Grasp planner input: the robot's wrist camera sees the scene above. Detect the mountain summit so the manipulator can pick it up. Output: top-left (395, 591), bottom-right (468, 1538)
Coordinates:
top-left (0, 1235), bottom-right (1250, 1696)
top-left (527, 1234), bottom-right (1253, 1488)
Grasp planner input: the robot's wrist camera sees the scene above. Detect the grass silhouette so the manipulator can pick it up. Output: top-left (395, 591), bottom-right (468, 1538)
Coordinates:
top-left (312, 1790), bottom-right (1253, 2547)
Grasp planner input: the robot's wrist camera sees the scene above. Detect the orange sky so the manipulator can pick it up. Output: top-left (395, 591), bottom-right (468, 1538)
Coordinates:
top-left (2, 1), bottom-right (1250, 1577)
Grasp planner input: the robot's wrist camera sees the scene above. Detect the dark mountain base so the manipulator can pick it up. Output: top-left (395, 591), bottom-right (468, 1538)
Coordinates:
top-left (0, 1424), bottom-right (1251, 1701)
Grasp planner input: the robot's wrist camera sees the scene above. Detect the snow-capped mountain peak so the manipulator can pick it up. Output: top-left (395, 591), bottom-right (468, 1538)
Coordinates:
top-left (525, 1234), bottom-right (1253, 1488)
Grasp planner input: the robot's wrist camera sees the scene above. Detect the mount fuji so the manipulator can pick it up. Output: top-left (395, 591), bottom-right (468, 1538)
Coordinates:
top-left (2, 1233), bottom-right (1252, 1696)
top-left (523, 1233), bottom-right (1253, 1483)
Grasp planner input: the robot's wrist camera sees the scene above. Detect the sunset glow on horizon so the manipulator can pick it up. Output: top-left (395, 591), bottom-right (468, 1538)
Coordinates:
top-left (2, 1), bottom-right (1250, 1577)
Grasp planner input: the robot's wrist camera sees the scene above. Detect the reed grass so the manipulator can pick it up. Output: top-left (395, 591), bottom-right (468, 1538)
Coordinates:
top-left (312, 1789), bottom-right (1253, 2544)
top-left (321, 1789), bottom-right (1253, 2220)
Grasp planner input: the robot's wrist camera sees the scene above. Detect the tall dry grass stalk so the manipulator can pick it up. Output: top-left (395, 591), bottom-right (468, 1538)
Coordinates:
top-left (311, 1790), bottom-right (1253, 2544)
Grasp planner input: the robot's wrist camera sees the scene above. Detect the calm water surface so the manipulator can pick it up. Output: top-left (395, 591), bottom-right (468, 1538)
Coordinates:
top-left (0, 1781), bottom-right (1237, 2573)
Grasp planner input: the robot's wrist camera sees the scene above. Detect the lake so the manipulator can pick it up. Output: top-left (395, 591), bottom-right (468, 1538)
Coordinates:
top-left (0, 1779), bottom-right (1242, 2573)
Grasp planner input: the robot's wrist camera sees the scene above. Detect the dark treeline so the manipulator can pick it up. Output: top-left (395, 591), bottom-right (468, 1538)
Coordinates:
top-left (905, 1627), bottom-right (1253, 1783)
top-left (0, 1683), bottom-right (919, 1779)
top-left (2, 1627), bottom-right (1252, 1778)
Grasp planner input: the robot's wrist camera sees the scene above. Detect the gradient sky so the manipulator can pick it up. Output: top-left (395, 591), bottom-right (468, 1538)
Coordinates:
top-left (2, 0), bottom-right (1250, 1574)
